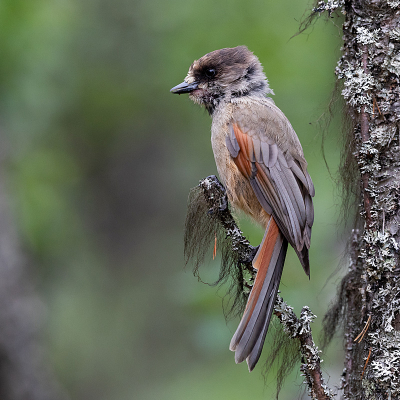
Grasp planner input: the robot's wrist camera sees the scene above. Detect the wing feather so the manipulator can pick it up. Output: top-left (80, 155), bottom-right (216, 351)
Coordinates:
top-left (227, 122), bottom-right (314, 262)
top-left (229, 125), bottom-right (240, 153)
top-left (269, 167), bottom-right (302, 250)
top-left (268, 144), bottom-right (278, 167)
top-left (225, 134), bottom-right (239, 158)
top-left (261, 141), bottom-right (269, 165)
top-left (253, 137), bottom-right (262, 163)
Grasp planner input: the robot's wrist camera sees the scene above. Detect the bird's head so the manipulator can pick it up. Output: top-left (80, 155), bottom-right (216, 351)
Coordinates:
top-left (170, 46), bottom-right (272, 115)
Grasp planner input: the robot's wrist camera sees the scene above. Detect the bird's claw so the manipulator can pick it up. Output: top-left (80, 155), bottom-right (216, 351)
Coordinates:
top-left (239, 245), bottom-right (260, 265)
top-left (202, 175), bottom-right (228, 214)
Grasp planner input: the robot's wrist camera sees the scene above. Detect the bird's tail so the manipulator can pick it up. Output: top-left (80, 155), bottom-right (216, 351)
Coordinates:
top-left (229, 216), bottom-right (288, 371)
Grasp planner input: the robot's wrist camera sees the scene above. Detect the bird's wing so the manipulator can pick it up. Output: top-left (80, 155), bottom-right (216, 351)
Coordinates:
top-left (226, 120), bottom-right (314, 274)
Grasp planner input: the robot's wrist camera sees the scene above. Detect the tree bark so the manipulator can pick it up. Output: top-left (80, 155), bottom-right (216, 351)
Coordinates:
top-left (315, 0), bottom-right (400, 398)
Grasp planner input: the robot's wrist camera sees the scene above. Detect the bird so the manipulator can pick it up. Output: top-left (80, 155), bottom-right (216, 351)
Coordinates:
top-left (170, 46), bottom-right (315, 372)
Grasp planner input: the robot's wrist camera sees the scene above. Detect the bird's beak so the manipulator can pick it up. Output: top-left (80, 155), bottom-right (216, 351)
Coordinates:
top-left (170, 81), bottom-right (199, 94)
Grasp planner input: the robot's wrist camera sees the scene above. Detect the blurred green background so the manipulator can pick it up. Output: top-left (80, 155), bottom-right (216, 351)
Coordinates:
top-left (0, 0), bottom-right (346, 399)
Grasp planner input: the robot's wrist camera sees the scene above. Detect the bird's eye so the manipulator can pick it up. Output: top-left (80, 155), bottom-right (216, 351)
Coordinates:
top-left (205, 68), bottom-right (216, 78)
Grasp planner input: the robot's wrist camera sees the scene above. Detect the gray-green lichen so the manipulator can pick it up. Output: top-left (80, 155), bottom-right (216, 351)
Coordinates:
top-left (317, 0), bottom-right (400, 398)
top-left (274, 294), bottom-right (302, 339)
top-left (356, 27), bottom-right (380, 45)
top-left (274, 295), bottom-right (335, 399)
top-left (388, 0), bottom-right (400, 8)
top-left (338, 65), bottom-right (375, 111)
top-left (389, 27), bottom-right (400, 41)
top-left (313, 0), bottom-right (345, 14)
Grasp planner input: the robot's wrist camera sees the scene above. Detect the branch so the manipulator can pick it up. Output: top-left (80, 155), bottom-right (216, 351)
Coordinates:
top-left (198, 175), bottom-right (257, 268)
top-left (275, 296), bottom-right (335, 400)
top-left (196, 175), bottom-right (333, 399)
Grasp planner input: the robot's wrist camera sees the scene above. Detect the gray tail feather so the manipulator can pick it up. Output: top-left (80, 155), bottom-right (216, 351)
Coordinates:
top-left (229, 227), bottom-right (288, 371)
top-left (246, 239), bottom-right (288, 371)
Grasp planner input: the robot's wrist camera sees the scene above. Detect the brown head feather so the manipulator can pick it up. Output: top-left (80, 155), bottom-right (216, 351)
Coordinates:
top-left (184, 46), bottom-right (273, 114)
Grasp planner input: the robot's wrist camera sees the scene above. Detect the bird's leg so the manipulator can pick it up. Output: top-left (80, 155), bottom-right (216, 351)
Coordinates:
top-left (240, 244), bottom-right (259, 265)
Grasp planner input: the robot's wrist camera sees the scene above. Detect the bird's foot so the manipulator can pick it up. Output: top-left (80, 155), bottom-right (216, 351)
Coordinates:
top-left (239, 244), bottom-right (259, 266)
top-left (201, 175), bottom-right (228, 214)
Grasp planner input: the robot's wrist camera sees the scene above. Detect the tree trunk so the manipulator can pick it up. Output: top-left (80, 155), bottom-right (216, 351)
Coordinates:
top-left (316, 0), bottom-right (400, 398)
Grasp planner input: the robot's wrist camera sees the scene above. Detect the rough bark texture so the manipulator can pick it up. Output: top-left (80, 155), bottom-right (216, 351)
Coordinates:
top-left (315, 1), bottom-right (400, 398)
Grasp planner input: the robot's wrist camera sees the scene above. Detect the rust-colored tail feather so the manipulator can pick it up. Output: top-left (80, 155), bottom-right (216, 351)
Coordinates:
top-left (229, 217), bottom-right (288, 371)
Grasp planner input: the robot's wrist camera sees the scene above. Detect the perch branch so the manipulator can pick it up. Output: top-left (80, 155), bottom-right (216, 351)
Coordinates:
top-left (198, 175), bottom-right (333, 399)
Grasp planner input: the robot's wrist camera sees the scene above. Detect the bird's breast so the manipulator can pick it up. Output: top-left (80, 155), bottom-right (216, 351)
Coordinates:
top-left (211, 108), bottom-right (269, 227)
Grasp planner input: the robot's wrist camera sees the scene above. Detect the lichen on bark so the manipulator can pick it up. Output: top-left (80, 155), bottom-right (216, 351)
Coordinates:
top-left (316, 0), bottom-right (400, 398)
